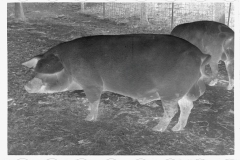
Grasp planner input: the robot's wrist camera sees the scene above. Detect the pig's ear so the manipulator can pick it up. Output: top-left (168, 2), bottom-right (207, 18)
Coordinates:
top-left (22, 56), bottom-right (41, 69)
top-left (35, 54), bottom-right (64, 74)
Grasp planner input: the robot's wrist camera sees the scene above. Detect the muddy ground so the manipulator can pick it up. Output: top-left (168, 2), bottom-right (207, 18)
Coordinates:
top-left (8, 3), bottom-right (234, 155)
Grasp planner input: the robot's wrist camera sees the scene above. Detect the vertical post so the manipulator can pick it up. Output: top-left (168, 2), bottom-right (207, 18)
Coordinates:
top-left (15, 3), bottom-right (26, 21)
top-left (140, 3), bottom-right (149, 26)
top-left (103, 3), bottom-right (106, 18)
top-left (171, 3), bottom-right (174, 30)
top-left (81, 2), bottom-right (85, 12)
top-left (228, 3), bottom-right (231, 26)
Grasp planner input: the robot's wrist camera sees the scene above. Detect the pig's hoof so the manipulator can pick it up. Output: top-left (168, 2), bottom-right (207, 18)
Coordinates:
top-left (209, 79), bottom-right (218, 86)
top-left (152, 124), bottom-right (167, 132)
top-left (227, 85), bottom-right (233, 90)
top-left (85, 114), bottom-right (97, 121)
top-left (171, 123), bottom-right (183, 132)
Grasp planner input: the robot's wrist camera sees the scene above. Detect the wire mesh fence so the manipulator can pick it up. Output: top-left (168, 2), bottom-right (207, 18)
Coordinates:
top-left (82, 2), bottom-right (234, 30)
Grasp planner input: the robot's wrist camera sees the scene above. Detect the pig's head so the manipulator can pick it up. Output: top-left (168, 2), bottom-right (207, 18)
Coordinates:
top-left (22, 53), bottom-right (82, 93)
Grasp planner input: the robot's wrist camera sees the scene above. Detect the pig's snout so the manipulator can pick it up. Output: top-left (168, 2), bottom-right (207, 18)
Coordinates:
top-left (24, 78), bottom-right (43, 93)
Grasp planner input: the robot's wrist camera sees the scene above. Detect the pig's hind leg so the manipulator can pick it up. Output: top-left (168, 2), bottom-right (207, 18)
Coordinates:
top-left (172, 78), bottom-right (206, 131)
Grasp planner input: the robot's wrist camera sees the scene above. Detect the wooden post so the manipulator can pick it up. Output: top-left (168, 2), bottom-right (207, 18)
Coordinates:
top-left (81, 2), bottom-right (85, 12)
top-left (15, 3), bottom-right (26, 21)
top-left (140, 3), bottom-right (149, 26)
top-left (103, 3), bottom-right (106, 18)
top-left (227, 3), bottom-right (231, 26)
top-left (171, 3), bottom-right (174, 30)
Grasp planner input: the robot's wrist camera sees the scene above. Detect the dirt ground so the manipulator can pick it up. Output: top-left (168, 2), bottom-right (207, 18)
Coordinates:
top-left (8, 3), bottom-right (234, 155)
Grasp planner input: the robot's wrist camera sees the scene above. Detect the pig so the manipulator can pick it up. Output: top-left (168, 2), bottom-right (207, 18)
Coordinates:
top-left (22, 34), bottom-right (211, 132)
top-left (171, 21), bottom-right (234, 90)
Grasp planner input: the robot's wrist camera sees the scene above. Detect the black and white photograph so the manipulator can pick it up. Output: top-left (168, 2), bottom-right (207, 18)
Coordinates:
top-left (6, 0), bottom-right (239, 159)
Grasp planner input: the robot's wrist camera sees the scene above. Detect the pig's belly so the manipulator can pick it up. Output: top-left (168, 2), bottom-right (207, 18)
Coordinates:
top-left (102, 77), bottom-right (161, 104)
